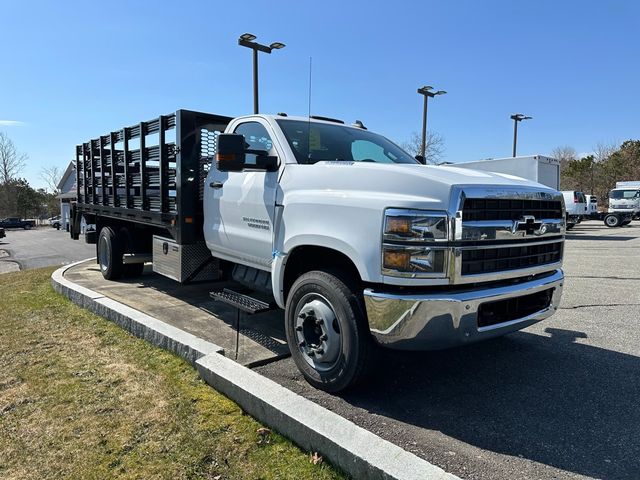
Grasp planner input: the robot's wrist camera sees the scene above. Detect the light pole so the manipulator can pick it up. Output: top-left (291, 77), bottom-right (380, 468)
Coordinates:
top-left (417, 86), bottom-right (446, 160)
top-left (238, 33), bottom-right (285, 114)
top-left (510, 113), bottom-right (532, 157)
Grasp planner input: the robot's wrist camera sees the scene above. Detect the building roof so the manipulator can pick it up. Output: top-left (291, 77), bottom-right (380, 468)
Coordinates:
top-left (57, 161), bottom-right (76, 193)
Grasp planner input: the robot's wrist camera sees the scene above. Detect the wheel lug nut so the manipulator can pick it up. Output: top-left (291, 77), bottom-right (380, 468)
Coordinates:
top-left (295, 325), bottom-right (303, 331)
top-left (308, 350), bottom-right (315, 357)
top-left (298, 312), bottom-right (307, 319)
top-left (315, 319), bottom-right (324, 325)
top-left (316, 348), bottom-right (324, 355)
top-left (320, 334), bottom-right (327, 341)
top-left (299, 341), bottom-right (305, 347)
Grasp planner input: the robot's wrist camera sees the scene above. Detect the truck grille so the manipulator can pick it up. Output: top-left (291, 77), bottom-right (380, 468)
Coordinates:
top-left (462, 198), bottom-right (563, 221)
top-left (461, 241), bottom-right (563, 275)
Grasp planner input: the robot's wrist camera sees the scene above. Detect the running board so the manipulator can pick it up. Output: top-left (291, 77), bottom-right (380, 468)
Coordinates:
top-left (210, 288), bottom-right (273, 314)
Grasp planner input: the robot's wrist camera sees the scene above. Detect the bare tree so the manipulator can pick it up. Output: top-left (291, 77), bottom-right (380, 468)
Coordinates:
top-left (0, 132), bottom-right (27, 183)
top-left (402, 131), bottom-right (446, 164)
top-left (592, 142), bottom-right (616, 163)
top-left (550, 145), bottom-right (577, 163)
top-left (40, 165), bottom-right (63, 194)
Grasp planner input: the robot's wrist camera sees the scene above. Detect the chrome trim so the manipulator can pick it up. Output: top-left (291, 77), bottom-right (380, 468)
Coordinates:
top-left (364, 269), bottom-right (564, 350)
top-left (460, 218), bottom-right (564, 241)
top-left (383, 209), bottom-right (449, 243)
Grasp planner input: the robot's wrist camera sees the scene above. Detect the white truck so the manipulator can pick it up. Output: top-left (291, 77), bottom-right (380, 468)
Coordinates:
top-left (609, 181), bottom-right (640, 220)
top-left (455, 155), bottom-right (560, 190)
top-left (69, 110), bottom-right (565, 392)
top-left (561, 190), bottom-right (587, 229)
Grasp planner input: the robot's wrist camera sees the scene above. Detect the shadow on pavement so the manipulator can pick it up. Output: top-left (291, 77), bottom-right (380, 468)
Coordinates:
top-left (338, 328), bottom-right (639, 479)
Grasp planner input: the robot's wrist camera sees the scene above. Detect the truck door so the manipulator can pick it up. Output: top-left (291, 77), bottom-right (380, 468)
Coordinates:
top-left (204, 120), bottom-right (279, 270)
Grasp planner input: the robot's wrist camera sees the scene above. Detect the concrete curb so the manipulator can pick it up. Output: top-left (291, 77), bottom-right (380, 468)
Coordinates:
top-left (52, 260), bottom-right (460, 480)
top-left (51, 260), bottom-right (224, 364)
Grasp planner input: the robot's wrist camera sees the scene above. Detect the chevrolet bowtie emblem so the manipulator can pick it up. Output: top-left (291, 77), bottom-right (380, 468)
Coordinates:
top-left (512, 215), bottom-right (537, 235)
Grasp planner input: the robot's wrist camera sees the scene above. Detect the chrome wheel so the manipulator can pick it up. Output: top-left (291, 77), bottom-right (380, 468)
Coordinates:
top-left (294, 294), bottom-right (342, 372)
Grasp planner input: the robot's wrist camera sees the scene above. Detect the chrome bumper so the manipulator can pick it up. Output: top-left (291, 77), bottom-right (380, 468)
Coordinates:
top-left (363, 269), bottom-right (563, 350)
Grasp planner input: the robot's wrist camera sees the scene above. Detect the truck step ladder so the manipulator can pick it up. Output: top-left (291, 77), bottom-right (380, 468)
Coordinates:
top-left (210, 288), bottom-right (275, 360)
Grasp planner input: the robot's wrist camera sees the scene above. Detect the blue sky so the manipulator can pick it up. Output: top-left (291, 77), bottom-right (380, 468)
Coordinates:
top-left (1, 0), bottom-right (639, 190)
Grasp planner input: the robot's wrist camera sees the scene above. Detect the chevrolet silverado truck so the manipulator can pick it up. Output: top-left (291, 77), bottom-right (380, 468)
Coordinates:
top-left (69, 110), bottom-right (565, 392)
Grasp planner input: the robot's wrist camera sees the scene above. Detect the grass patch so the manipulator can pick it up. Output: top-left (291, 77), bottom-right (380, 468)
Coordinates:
top-left (0, 268), bottom-right (346, 480)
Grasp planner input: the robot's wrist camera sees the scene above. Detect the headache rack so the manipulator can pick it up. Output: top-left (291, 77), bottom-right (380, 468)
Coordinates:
top-left (74, 110), bottom-right (232, 244)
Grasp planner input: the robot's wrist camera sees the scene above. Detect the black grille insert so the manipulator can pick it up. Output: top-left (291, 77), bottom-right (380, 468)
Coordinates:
top-left (478, 288), bottom-right (553, 328)
top-left (462, 241), bottom-right (563, 275)
top-left (462, 198), bottom-right (563, 221)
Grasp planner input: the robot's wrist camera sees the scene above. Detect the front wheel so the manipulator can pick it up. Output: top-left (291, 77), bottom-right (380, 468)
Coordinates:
top-left (285, 270), bottom-right (372, 392)
top-left (604, 214), bottom-right (620, 228)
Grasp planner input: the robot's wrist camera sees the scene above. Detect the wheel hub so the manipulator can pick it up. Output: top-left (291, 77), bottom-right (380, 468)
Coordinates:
top-left (294, 297), bottom-right (341, 369)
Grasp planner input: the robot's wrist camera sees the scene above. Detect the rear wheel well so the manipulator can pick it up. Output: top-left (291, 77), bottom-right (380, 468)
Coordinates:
top-left (283, 246), bottom-right (361, 303)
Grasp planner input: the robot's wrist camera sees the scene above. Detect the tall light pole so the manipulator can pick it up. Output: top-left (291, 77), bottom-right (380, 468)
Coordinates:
top-left (510, 113), bottom-right (532, 157)
top-left (238, 33), bottom-right (285, 114)
top-left (417, 86), bottom-right (446, 160)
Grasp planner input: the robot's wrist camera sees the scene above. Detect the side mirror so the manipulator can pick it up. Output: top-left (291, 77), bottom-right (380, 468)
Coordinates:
top-left (216, 134), bottom-right (246, 172)
top-left (415, 154), bottom-right (426, 165)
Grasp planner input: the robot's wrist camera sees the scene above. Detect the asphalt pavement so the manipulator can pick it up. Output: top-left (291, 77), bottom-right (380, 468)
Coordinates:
top-left (0, 227), bottom-right (94, 273)
top-left (256, 221), bottom-right (640, 480)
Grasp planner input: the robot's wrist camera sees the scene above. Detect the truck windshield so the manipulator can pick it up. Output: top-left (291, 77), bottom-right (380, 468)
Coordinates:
top-left (276, 119), bottom-right (418, 165)
top-left (610, 189), bottom-right (639, 199)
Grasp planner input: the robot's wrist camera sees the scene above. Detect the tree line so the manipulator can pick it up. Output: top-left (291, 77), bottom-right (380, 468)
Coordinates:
top-left (0, 132), bottom-right (60, 220)
top-left (555, 140), bottom-right (640, 207)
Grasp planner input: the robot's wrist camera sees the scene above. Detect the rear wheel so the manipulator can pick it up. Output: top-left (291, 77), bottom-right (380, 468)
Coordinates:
top-left (604, 214), bottom-right (620, 228)
top-left (285, 270), bottom-right (372, 392)
top-left (98, 227), bottom-right (124, 280)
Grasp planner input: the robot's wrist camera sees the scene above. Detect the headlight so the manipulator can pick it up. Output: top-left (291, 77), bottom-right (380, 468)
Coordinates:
top-left (382, 209), bottom-right (449, 277)
top-left (384, 209), bottom-right (448, 242)
top-left (382, 245), bottom-right (447, 277)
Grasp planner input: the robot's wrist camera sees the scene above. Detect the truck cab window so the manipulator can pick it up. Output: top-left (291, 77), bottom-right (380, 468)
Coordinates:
top-left (234, 122), bottom-right (274, 166)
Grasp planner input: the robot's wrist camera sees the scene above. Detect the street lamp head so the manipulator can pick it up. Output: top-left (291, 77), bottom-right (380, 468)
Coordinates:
top-left (511, 113), bottom-right (531, 121)
top-left (434, 90), bottom-right (447, 95)
top-left (239, 33), bottom-right (257, 42)
top-left (417, 85), bottom-right (434, 94)
top-left (269, 42), bottom-right (286, 50)
top-left (523, 115), bottom-right (532, 120)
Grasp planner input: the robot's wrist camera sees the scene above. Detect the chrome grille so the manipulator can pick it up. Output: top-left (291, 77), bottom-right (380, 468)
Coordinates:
top-left (462, 198), bottom-right (563, 221)
top-left (461, 241), bottom-right (563, 276)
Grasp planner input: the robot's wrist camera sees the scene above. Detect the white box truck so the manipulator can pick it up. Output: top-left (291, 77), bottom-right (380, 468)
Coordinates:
top-left (609, 181), bottom-right (640, 220)
top-left (69, 111), bottom-right (566, 392)
top-left (454, 155), bottom-right (560, 190)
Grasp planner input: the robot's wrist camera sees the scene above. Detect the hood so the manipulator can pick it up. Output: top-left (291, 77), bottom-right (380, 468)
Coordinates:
top-left (281, 162), bottom-right (559, 212)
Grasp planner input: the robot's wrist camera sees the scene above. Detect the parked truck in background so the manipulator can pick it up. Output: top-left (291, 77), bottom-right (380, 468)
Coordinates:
top-left (585, 194), bottom-right (599, 218)
top-left (69, 109), bottom-right (566, 392)
top-left (455, 155), bottom-right (560, 190)
top-left (609, 181), bottom-right (640, 220)
top-left (0, 217), bottom-right (36, 230)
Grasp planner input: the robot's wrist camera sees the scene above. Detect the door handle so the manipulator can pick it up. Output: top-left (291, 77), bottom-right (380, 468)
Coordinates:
top-left (209, 181), bottom-right (224, 189)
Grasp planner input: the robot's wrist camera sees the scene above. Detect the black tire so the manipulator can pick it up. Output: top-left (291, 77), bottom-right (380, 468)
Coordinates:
top-left (621, 220), bottom-right (632, 226)
top-left (98, 227), bottom-right (124, 280)
top-left (604, 214), bottom-right (620, 228)
top-left (285, 270), bottom-right (372, 392)
top-left (124, 262), bottom-right (145, 278)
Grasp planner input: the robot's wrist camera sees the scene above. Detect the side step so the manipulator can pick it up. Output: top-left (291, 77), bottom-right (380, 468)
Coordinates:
top-left (210, 288), bottom-right (272, 314)
top-left (210, 288), bottom-right (277, 361)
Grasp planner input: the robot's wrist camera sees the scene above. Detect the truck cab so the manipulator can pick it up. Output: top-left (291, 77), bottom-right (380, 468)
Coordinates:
top-left (608, 187), bottom-right (640, 218)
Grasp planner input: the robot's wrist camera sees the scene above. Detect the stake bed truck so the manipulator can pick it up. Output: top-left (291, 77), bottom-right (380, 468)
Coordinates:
top-left (70, 109), bottom-right (565, 391)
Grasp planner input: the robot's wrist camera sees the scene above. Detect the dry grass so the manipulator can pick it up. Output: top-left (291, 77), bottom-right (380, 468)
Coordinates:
top-left (0, 268), bottom-right (346, 480)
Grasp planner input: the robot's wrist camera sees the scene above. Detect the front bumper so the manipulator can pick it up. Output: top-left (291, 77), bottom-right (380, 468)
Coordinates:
top-left (363, 269), bottom-right (563, 350)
